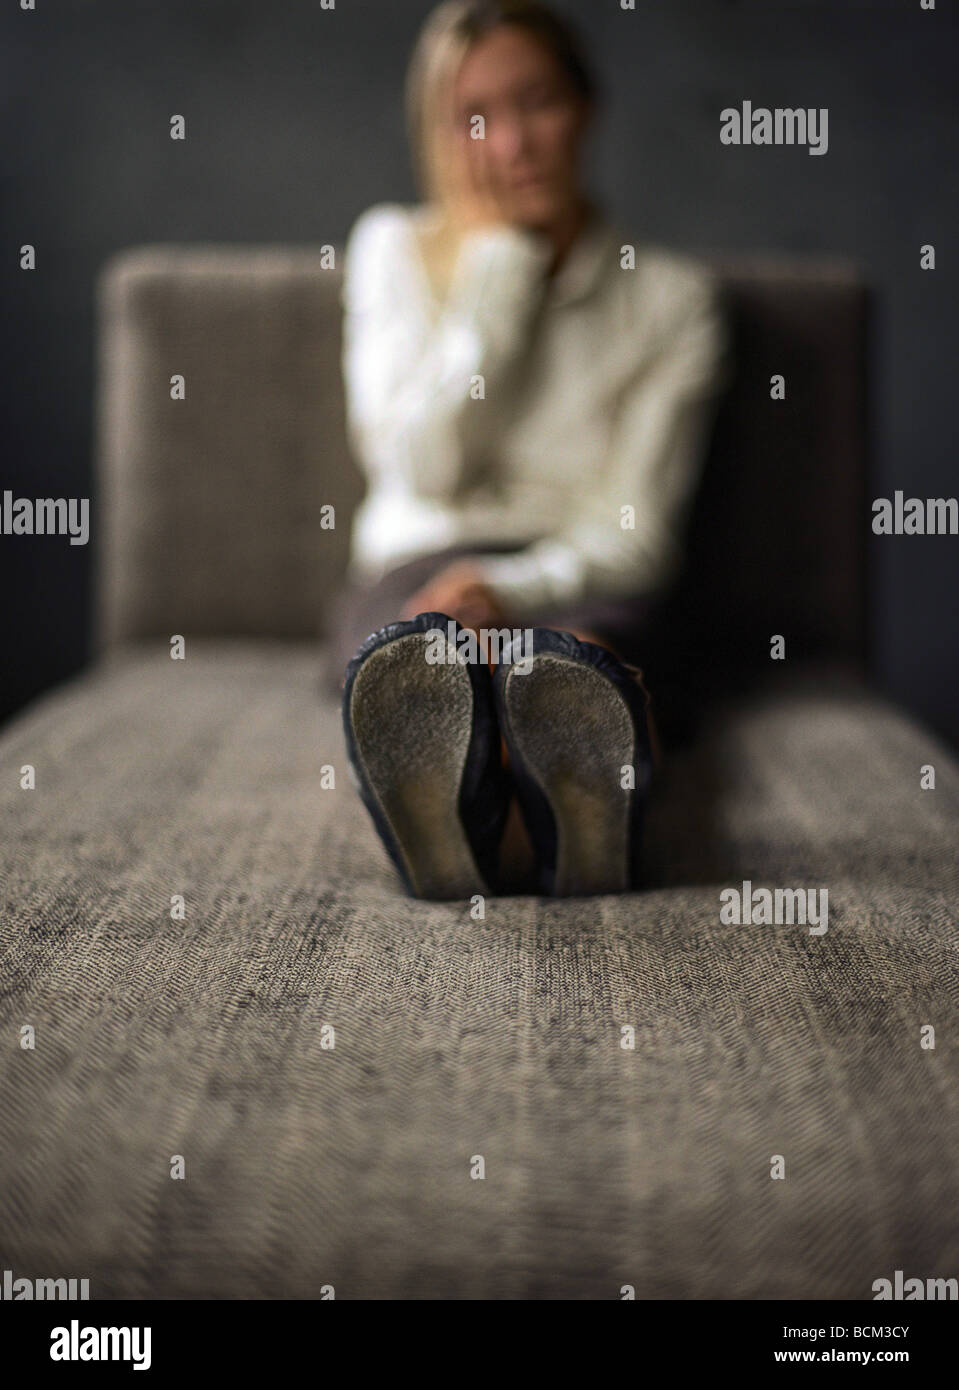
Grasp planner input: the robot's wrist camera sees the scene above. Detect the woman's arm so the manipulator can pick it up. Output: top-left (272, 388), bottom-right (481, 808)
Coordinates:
top-left (340, 204), bottom-right (553, 501)
top-left (471, 270), bottom-right (733, 617)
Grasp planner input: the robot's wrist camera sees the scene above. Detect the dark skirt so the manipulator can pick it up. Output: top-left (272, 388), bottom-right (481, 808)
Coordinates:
top-left (324, 542), bottom-right (662, 696)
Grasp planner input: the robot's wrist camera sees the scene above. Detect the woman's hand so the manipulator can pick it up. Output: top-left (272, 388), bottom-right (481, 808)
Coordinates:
top-left (454, 130), bottom-right (512, 231)
top-left (400, 560), bottom-right (508, 631)
top-left (434, 94), bottom-right (514, 233)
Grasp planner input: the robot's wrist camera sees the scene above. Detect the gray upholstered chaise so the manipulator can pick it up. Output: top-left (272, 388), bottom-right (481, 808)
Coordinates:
top-left (0, 244), bottom-right (956, 1298)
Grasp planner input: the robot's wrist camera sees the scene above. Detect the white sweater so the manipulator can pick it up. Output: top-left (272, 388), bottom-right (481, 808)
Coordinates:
top-left (339, 197), bottom-right (732, 617)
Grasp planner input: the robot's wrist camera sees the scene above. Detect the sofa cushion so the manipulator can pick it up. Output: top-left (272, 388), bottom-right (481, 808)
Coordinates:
top-left (1, 642), bottom-right (957, 1297)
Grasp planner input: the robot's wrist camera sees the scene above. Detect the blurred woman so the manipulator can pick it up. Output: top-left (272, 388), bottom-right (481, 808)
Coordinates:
top-left (334, 0), bottom-right (731, 899)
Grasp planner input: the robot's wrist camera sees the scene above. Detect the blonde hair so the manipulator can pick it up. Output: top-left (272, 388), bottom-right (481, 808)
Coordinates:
top-left (404, 0), bottom-right (598, 211)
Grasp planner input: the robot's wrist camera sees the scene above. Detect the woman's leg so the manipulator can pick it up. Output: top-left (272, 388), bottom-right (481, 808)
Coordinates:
top-left (324, 543), bottom-right (530, 695)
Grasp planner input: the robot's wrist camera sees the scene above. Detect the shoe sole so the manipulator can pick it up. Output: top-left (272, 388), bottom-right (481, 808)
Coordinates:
top-left (500, 653), bottom-right (634, 896)
top-left (347, 630), bottom-right (487, 899)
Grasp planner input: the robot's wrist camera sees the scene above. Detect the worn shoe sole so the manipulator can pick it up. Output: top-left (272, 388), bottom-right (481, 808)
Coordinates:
top-left (495, 631), bottom-right (653, 896)
top-left (344, 622), bottom-right (491, 899)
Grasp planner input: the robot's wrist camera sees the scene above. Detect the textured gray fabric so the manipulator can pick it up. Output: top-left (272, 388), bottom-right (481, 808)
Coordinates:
top-left (92, 246), bottom-right (867, 676)
top-left (2, 642), bottom-right (957, 1298)
top-left (93, 246), bottom-right (363, 650)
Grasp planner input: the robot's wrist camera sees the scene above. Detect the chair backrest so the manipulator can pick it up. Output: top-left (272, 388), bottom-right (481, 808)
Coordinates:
top-left (93, 244), bottom-right (869, 681)
top-left (655, 254), bottom-right (870, 709)
top-left (93, 246), bottom-right (362, 650)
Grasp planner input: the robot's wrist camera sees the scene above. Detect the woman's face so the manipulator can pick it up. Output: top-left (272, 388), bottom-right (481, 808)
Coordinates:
top-left (446, 24), bottom-right (591, 225)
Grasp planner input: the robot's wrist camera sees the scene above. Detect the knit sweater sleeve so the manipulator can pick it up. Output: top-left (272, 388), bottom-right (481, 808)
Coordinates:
top-left (340, 204), bottom-right (554, 500)
top-left (472, 268), bottom-right (733, 617)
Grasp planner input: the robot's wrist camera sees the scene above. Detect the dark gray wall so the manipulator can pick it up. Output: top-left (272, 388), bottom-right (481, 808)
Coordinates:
top-left (2, 0), bottom-right (957, 745)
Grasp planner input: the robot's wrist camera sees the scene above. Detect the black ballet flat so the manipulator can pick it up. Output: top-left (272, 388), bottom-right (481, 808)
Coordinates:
top-left (492, 627), bottom-right (655, 896)
top-left (341, 611), bottom-right (510, 900)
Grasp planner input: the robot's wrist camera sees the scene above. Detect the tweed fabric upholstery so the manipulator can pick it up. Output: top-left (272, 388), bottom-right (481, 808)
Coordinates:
top-left (93, 246), bottom-right (362, 649)
top-left (1, 643), bottom-right (956, 1298)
